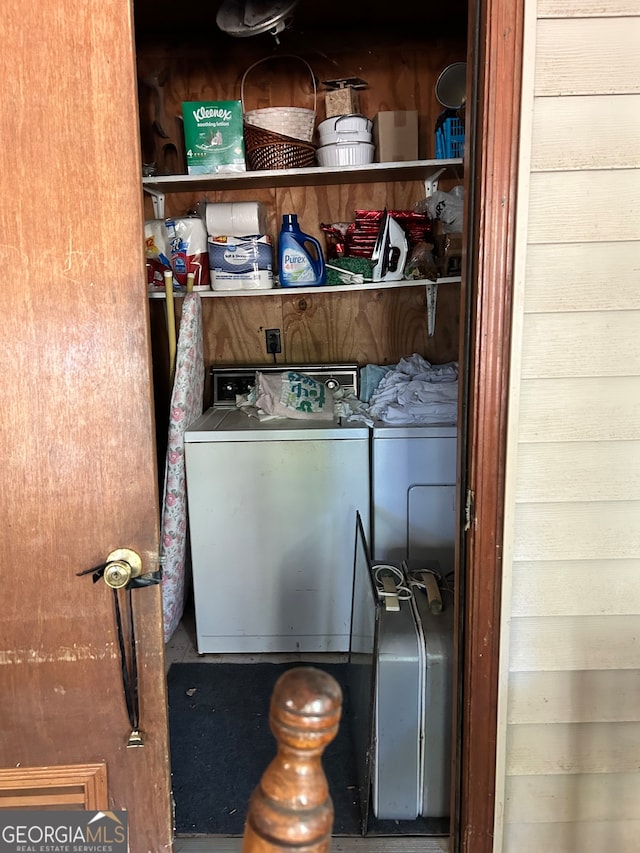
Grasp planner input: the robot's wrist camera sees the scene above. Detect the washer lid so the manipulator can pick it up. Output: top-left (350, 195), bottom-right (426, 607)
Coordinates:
top-left (185, 407), bottom-right (369, 441)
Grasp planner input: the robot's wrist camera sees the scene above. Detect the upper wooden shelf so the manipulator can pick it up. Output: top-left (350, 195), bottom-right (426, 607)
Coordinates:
top-left (142, 159), bottom-right (463, 195)
top-left (148, 276), bottom-right (462, 299)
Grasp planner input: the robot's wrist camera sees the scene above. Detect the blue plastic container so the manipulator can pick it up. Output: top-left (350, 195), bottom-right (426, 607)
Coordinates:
top-left (278, 214), bottom-right (326, 287)
top-left (435, 111), bottom-right (465, 159)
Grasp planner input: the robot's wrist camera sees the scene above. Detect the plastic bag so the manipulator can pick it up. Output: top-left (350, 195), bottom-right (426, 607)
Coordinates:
top-left (144, 219), bottom-right (172, 288)
top-left (419, 186), bottom-right (464, 233)
top-left (252, 371), bottom-right (335, 420)
top-left (405, 241), bottom-right (439, 282)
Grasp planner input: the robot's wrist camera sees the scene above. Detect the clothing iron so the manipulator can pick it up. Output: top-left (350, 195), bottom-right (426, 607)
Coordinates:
top-left (371, 210), bottom-right (409, 282)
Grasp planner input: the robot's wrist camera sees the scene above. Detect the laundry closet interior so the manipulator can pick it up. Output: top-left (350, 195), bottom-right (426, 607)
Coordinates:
top-left (135, 0), bottom-right (470, 841)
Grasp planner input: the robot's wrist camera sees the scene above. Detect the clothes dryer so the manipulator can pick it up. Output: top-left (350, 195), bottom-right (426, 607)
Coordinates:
top-left (371, 423), bottom-right (457, 572)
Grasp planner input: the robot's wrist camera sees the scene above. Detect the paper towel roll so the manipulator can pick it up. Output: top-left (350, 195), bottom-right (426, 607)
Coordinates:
top-left (205, 202), bottom-right (268, 238)
top-left (211, 269), bottom-right (274, 292)
top-left (164, 216), bottom-right (210, 288)
top-left (242, 270), bottom-right (274, 290)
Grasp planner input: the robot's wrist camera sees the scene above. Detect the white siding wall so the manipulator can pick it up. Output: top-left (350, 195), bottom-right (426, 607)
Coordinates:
top-left (495, 1), bottom-right (640, 850)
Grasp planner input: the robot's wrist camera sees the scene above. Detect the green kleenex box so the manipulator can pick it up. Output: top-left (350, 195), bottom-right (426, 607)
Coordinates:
top-left (182, 100), bottom-right (246, 175)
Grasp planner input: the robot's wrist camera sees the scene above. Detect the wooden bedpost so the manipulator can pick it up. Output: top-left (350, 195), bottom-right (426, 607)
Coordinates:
top-left (242, 666), bottom-right (343, 853)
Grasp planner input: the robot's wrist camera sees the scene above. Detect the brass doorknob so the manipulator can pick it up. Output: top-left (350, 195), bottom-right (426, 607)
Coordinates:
top-left (103, 548), bottom-right (143, 589)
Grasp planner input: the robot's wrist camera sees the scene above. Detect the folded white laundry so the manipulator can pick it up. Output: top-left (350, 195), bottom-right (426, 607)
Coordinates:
top-left (368, 353), bottom-right (458, 425)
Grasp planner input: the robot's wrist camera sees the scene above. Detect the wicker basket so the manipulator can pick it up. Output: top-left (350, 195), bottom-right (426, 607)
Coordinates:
top-left (241, 55), bottom-right (317, 144)
top-left (243, 122), bottom-right (316, 171)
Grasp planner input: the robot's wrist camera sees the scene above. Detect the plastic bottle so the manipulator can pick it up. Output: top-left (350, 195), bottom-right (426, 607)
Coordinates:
top-left (278, 214), bottom-right (326, 287)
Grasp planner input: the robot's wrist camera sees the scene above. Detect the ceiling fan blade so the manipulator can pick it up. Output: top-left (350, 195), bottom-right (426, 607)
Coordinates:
top-left (243, 0), bottom-right (280, 28)
top-left (217, 0), bottom-right (298, 37)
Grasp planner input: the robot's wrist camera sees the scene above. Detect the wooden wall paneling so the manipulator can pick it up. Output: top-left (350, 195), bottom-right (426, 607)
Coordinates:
top-left (530, 94), bottom-right (640, 171)
top-left (495, 2), bottom-right (640, 852)
top-left (282, 291), bottom-right (369, 365)
top-left (520, 311), bottom-right (640, 377)
top-left (518, 376), bottom-right (640, 441)
top-left (523, 242), bottom-right (640, 313)
top-left (507, 669), bottom-right (640, 723)
top-left (151, 293), bottom-right (284, 424)
top-left (534, 18), bottom-right (640, 96)
top-left (199, 295), bottom-right (285, 366)
top-left (427, 282), bottom-right (463, 363)
top-left (281, 285), bottom-right (460, 366)
top-left (508, 615), bottom-right (640, 671)
top-left (320, 43), bottom-right (464, 159)
top-left (527, 170), bottom-right (640, 244)
top-left (503, 820), bottom-right (640, 853)
top-left (510, 560), bottom-right (640, 617)
top-left (504, 772), bottom-right (640, 823)
top-left (513, 501), bottom-right (640, 560)
top-left (514, 440), bottom-right (640, 501)
top-left (506, 721), bottom-right (640, 775)
top-left (538, 0), bottom-right (640, 16)
top-left (332, 37), bottom-right (465, 151)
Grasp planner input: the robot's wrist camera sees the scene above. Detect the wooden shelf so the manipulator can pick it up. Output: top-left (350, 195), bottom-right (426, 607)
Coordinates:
top-left (142, 158), bottom-right (463, 197)
top-left (145, 158), bottom-right (465, 337)
top-left (148, 276), bottom-right (461, 299)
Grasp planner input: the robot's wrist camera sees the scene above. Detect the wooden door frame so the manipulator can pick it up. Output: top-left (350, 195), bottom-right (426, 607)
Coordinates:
top-left (454, 0), bottom-right (524, 851)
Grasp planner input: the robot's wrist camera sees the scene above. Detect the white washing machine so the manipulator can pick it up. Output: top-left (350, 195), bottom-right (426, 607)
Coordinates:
top-left (371, 423), bottom-right (457, 572)
top-left (184, 364), bottom-right (370, 654)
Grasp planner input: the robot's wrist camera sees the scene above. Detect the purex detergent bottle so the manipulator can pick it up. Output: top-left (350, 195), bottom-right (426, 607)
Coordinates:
top-left (278, 214), bottom-right (326, 286)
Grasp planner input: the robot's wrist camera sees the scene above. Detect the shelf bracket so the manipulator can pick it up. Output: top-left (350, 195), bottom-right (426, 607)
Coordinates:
top-left (144, 187), bottom-right (166, 219)
top-left (425, 282), bottom-right (438, 337)
top-left (423, 168), bottom-right (446, 199)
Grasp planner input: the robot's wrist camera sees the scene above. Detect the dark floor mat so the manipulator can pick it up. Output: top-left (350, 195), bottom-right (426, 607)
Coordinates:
top-left (168, 662), bottom-right (447, 837)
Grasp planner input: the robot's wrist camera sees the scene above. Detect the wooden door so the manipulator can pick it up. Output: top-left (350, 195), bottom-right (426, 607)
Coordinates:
top-left (0, 1), bottom-right (172, 851)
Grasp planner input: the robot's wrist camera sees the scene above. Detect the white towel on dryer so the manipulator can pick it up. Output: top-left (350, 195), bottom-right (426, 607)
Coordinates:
top-left (368, 353), bottom-right (458, 425)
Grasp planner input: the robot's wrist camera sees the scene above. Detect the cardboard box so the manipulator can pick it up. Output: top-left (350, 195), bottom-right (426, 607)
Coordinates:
top-left (182, 100), bottom-right (246, 175)
top-left (324, 87), bottom-right (360, 119)
top-left (374, 110), bottom-right (419, 162)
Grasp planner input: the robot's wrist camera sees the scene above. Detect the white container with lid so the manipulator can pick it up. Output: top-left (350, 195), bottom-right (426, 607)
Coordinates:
top-left (317, 114), bottom-right (373, 145)
top-left (317, 140), bottom-right (375, 167)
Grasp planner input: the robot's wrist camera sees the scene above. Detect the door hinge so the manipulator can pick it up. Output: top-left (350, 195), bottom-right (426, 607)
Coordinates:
top-left (464, 488), bottom-right (475, 531)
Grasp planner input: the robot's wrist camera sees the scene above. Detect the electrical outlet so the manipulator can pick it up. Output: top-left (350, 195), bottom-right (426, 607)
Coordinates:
top-left (265, 328), bottom-right (281, 355)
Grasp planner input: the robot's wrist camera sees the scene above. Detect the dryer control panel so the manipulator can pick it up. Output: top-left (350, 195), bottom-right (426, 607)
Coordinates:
top-left (210, 363), bottom-right (360, 407)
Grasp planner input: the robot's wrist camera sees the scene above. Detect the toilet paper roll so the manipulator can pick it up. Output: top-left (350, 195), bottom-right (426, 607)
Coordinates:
top-left (208, 234), bottom-right (273, 275)
top-left (205, 202), bottom-right (268, 239)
